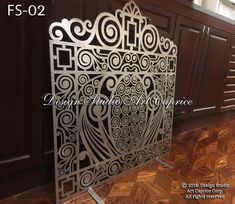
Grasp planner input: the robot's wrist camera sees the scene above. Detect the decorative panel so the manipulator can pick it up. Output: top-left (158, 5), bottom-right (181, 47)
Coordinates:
top-left (49, 1), bottom-right (177, 203)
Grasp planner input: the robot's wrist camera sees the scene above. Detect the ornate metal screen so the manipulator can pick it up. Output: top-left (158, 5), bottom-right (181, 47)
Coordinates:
top-left (49, 1), bottom-right (177, 203)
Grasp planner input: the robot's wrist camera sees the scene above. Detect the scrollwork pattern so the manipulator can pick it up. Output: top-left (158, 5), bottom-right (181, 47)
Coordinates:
top-left (49, 1), bottom-right (177, 55)
top-left (49, 1), bottom-right (177, 203)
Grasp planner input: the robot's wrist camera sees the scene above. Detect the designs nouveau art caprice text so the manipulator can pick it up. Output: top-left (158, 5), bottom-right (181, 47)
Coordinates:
top-left (43, 93), bottom-right (193, 110)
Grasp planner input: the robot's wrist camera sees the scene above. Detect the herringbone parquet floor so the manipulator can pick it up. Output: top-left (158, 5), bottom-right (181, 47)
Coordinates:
top-left (1, 118), bottom-right (235, 204)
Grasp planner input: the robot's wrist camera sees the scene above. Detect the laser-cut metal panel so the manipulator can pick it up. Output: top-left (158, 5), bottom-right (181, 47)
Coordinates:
top-left (49, 1), bottom-right (177, 203)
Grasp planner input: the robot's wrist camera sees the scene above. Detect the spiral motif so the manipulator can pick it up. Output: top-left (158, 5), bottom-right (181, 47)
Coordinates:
top-left (108, 161), bottom-right (120, 176)
top-left (88, 97), bottom-right (109, 121)
top-left (131, 75), bottom-right (138, 84)
top-left (136, 150), bottom-right (146, 164)
top-left (124, 75), bottom-right (131, 84)
top-left (143, 77), bottom-right (151, 89)
top-left (80, 171), bottom-right (94, 187)
top-left (101, 63), bottom-right (108, 71)
top-left (49, 20), bottom-right (69, 41)
top-left (122, 94), bottom-right (131, 106)
top-left (124, 53), bottom-right (132, 62)
top-left (132, 54), bottom-right (138, 62)
top-left (171, 46), bottom-right (178, 55)
top-left (139, 104), bottom-right (146, 111)
top-left (71, 20), bottom-right (92, 39)
top-left (159, 58), bottom-right (167, 72)
top-left (116, 83), bottom-right (126, 94)
top-left (141, 25), bottom-right (159, 52)
top-left (121, 115), bottom-right (129, 125)
top-left (93, 79), bottom-right (100, 87)
top-left (106, 76), bottom-right (117, 91)
top-left (113, 128), bottom-right (122, 138)
top-left (56, 75), bottom-right (74, 91)
top-left (69, 133), bottom-right (77, 141)
top-left (126, 87), bottom-right (131, 94)
top-left (137, 122), bottom-right (144, 132)
top-left (122, 105), bottom-right (129, 114)
top-left (116, 138), bottom-right (125, 149)
top-left (157, 81), bottom-right (164, 92)
top-left (83, 84), bottom-right (95, 97)
top-left (59, 143), bottom-right (75, 160)
top-left (130, 93), bottom-right (138, 104)
top-left (160, 37), bottom-right (171, 52)
top-left (111, 117), bottom-right (120, 127)
top-left (167, 75), bottom-right (175, 87)
top-left (78, 74), bottom-right (89, 85)
top-left (52, 27), bottom-right (64, 41)
top-left (108, 52), bottom-right (122, 70)
top-left (140, 55), bottom-right (151, 71)
top-left (98, 15), bottom-right (121, 47)
top-left (130, 124), bottom-right (136, 133)
top-left (139, 112), bottom-right (146, 122)
top-left (135, 82), bottom-right (143, 93)
top-left (112, 106), bottom-right (122, 116)
top-left (134, 133), bottom-right (141, 143)
top-left (130, 114), bottom-right (137, 123)
top-left (72, 22), bottom-right (84, 36)
top-left (160, 75), bottom-right (166, 82)
top-left (58, 111), bottom-right (75, 126)
top-left (113, 95), bottom-right (122, 106)
top-left (77, 50), bottom-right (94, 70)
top-left (131, 105), bottom-right (138, 113)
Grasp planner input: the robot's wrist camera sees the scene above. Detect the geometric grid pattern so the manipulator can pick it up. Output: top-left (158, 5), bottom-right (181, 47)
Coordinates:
top-left (49, 1), bottom-right (177, 203)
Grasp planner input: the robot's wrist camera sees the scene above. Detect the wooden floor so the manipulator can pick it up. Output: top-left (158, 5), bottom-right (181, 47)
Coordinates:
top-left (1, 118), bottom-right (235, 204)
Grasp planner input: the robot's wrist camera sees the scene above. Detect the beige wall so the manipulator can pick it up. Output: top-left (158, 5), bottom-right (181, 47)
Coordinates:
top-left (217, 0), bottom-right (235, 20)
top-left (194, 0), bottom-right (235, 20)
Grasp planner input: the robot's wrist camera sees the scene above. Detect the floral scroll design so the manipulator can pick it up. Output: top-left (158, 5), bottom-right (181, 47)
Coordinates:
top-left (49, 1), bottom-right (177, 203)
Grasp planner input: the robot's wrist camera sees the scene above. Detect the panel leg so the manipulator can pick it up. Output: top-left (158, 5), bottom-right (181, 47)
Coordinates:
top-left (87, 187), bottom-right (105, 204)
top-left (155, 157), bottom-right (173, 169)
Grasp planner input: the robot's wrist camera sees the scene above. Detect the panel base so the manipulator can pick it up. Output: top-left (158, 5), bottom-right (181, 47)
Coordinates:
top-left (155, 157), bottom-right (173, 169)
top-left (87, 187), bottom-right (105, 204)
